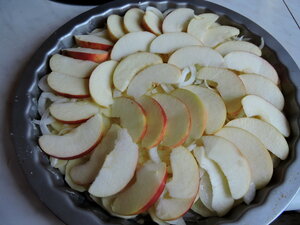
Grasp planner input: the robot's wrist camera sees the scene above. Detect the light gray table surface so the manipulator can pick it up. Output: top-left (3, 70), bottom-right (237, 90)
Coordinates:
top-left (0, 0), bottom-right (299, 224)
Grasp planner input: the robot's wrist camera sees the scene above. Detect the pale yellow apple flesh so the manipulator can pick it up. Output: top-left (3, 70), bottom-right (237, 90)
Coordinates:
top-left (202, 135), bottom-right (251, 199)
top-left (113, 52), bottom-right (162, 92)
top-left (74, 35), bottom-right (113, 50)
top-left (216, 127), bottom-right (273, 189)
top-left (183, 85), bottom-right (226, 134)
top-left (240, 74), bottom-right (284, 110)
top-left (49, 101), bottom-right (99, 124)
top-left (63, 48), bottom-right (109, 63)
top-left (142, 10), bottom-right (162, 35)
top-left (215, 40), bottom-right (262, 56)
top-left (162, 8), bottom-right (194, 33)
top-left (226, 118), bottom-right (289, 160)
top-left (242, 95), bottom-right (290, 137)
top-left (107, 14), bottom-right (126, 41)
top-left (168, 46), bottom-right (224, 69)
top-left (199, 171), bottom-right (214, 212)
top-left (152, 94), bottom-right (191, 148)
top-left (88, 128), bottom-right (139, 197)
top-left (110, 31), bottom-right (156, 61)
top-left (47, 72), bottom-right (89, 98)
top-left (39, 114), bottom-right (103, 159)
top-left (197, 67), bottom-right (246, 115)
top-left (49, 54), bottom-right (98, 78)
top-left (111, 97), bottom-right (147, 142)
top-left (123, 8), bottom-right (145, 33)
top-left (127, 63), bottom-right (181, 98)
top-left (192, 199), bottom-right (216, 217)
top-left (171, 88), bottom-right (207, 140)
top-left (149, 32), bottom-right (202, 54)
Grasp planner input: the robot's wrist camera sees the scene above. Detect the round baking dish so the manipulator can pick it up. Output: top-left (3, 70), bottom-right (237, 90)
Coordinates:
top-left (11, 0), bottom-right (300, 224)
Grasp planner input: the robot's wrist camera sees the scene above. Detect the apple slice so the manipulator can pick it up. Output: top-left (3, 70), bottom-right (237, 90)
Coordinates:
top-left (152, 94), bottom-right (191, 148)
top-left (49, 101), bottom-right (99, 124)
top-left (111, 161), bottom-right (167, 215)
top-left (199, 171), bottom-right (214, 212)
top-left (242, 95), bottom-right (290, 137)
top-left (197, 67), bottom-right (246, 115)
top-left (142, 10), bottom-right (162, 35)
top-left (74, 35), bottom-right (113, 50)
top-left (226, 118), bottom-right (289, 160)
top-left (113, 52), bottom-right (162, 92)
top-left (88, 128), bottom-right (139, 197)
top-left (224, 51), bottom-right (279, 84)
top-left (215, 40), bottom-right (262, 56)
top-left (146, 6), bottom-right (164, 20)
top-left (171, 88), bottom-right (207, 139)
top-left (192, 199), bottom-right (216, 217)
top-left (215, 127), bottom-right (273, 189)
top-left (155, 146), bottom-right (199, 220)
top-left (49, 54), bottom-right (98, 78)
top-left (187, 13), bottom-right (219, 41)
top-left (89, 60), bottom-right (118, 107)
top-left (63, 48), bottom-right (109, 63)
top-left (110, 31), bottom-right (156, 60)
top-left (47, 72), bottom-right (89, 98)
top-left (90, 29), bottom-right (109, 39)
top-left (162, 8), bottom-right (194, 33)
top-left (193, 147), bottom-right (234, 216)
top-left (168, 46), bottom-right (224, 69)
top-left (111, 97), bottom-right (147, 142)
top-left (201, 136), bottom-right (251, 199)
top-left (39, 114), bottom-right (103, 159)
top-left (127, 64), bottom-right (181, 98)
top-left (202, 26), bottom-right (240, 47)
top-left (239, 74), bottom-right (284, 110)
top-left (123, 8), bottom-right (145, 33)
top-left (70, 124), bottom-right (120, 185)
top-left (107, 14), bottom-right (126, 41)
top-left (183, 86), bottom-right (226, 134)
top-left (137, 96), bottom-right (167, 149)
top-left (149, 32), bottom-right (202, 54)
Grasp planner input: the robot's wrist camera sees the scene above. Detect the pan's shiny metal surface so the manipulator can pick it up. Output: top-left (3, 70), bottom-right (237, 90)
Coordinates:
top-left (10, 0), bottom-right (300, 224)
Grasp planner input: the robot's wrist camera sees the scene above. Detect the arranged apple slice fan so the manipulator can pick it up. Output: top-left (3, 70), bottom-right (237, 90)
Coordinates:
top-left (33, 6), bottom-right (290, 224)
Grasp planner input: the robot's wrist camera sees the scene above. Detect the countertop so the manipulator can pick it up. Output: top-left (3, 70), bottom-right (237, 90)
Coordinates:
top-left (0, 0), bottom-right (299, 224)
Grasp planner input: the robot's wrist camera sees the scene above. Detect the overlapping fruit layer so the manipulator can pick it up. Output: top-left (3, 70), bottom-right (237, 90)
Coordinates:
top-left (34, 6), bottom-right (289, 225)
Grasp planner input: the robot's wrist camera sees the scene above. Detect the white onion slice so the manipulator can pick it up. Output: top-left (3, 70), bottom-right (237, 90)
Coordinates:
top-left (243, 182), bottom-right (256, 205)
top-left (38, 75), bottom-right (52, 92)
top-left (160, 84), bottom-right (175, 93)
top-left (259, 37), bottom-right (264, 50)
top-left (187, 143), bottom-right (197, 152)
top-left (179, 66), bottom-right (196, 87)
top-left (204, 80), bottom-right (215, 91)
top-left (37, 92), bottom-right (69, 116)
top-left (178, 67), bottom-right (190, 83)
top-left (149, 147), bottom-right (161, 163)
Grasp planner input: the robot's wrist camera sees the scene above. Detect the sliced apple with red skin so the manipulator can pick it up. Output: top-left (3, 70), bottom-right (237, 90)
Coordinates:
top-left (197, 67), bottom-right (246, 115)
top-left (152, 94), bottom-right (191, 148)
top-left (107, 14), bottom-right (126, 41)
top-left (171, 88), bottom-right (207, 140)
top-left (89, 128), bottom-right (139, 197)
top-left (187, 13), bottom-right (219, 41)
top-left (111, 97), bottom-right (147, 142)
top-left (240, 74), bottom-right (284, 110)
top-left (142, 10), bottom-right (162, 35)
top-left (149, 32), bottom-right (202, 54)
top-left (89, 60), bottom-right (118, 107)
top-left (127, 64), bottom-right (181, 98)
top-left (137, 96), bottom-right (167, 149)
top-left (111, 161), bottom-right (167, 215)
top-left (193, 147), bottom-right (234, 216)
top-left (113, 52), bottom-right (162, 92)
top-left (168, 46), bottom-right (224, 69)
top-left (224, 51), bottom-right (279, 84)
top-left (183, 85), bottom-right (226, 134)
top-left (202, 25), bottom-right (240, 47)
top-left (226, 118), bottom-right (289, 160)
top-left (155, 146), bottom-right (199, 221)
top-left (215, 127), bottom-right (273, 189)
top-left (123, 8), bottom-right (145, 33)
top-left (215, 40), bottom-right (262, 56)
top-left (162, 8), bottom-right (194, 33)
top-left (47, 72), bottom-right (89, 98)
top-left (49, 54), bottom-right (98, 78)
top-left (202, 136), bottom-right (251, 199)
top-left (74, 35), bottom-right (113, 50)
top-left (49, 101), bottom-right (99, 124)
top-left (110, 31), bottom-right (156, 61)
top-left (70, 124), bottom-right (120, 185)
top-left (63, 48), bottom-right (109, 63)
top-left (242, 95), bottom-right (290, 137)
top-left (39, 114), bottom-right (103, 159)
